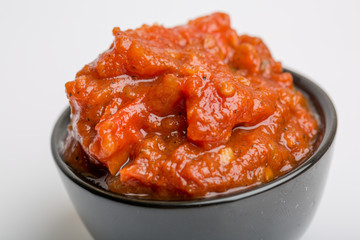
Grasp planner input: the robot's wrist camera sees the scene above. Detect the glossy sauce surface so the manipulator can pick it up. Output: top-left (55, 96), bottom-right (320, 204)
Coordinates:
top-left (63, 13), bottom-right (318, 200)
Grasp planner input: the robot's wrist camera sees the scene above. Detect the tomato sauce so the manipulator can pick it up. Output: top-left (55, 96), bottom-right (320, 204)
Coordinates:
top-left (63, 13), bottom-right (318, 200)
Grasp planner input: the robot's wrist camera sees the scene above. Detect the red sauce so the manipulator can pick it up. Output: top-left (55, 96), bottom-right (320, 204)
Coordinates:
top-left (63, 13), bottom-right (319, 200)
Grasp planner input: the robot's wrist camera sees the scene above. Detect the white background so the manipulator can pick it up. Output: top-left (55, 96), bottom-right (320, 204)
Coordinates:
top-left (1, 0), bottom-right (359, 239)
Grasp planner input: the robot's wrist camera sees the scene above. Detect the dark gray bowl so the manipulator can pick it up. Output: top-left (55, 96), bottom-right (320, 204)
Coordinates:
top-left (51, 69), bottom-right (337, 240)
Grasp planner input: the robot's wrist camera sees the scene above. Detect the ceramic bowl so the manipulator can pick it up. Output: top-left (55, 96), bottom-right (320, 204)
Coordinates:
top-left (51, 69), bottom-right (337, 240)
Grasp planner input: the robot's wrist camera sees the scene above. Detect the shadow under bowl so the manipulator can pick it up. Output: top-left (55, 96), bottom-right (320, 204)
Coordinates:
top-left (51, 69), bottom-right (337, 240)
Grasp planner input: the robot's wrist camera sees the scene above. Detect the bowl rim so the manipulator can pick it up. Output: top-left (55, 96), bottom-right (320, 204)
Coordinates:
top-left (51, 69), bottom-right (337, 208)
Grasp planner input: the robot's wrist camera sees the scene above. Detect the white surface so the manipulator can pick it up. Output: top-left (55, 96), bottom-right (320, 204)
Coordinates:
top-left (1, 0), bottom-right (359, 239)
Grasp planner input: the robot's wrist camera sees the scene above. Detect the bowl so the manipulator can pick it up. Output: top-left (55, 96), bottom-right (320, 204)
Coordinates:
top-left (51, 69), bottom-right (337, 240)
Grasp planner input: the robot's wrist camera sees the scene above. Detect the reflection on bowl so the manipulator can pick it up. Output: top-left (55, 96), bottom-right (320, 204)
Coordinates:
top-left (51, 69), bottom-right (336, 240)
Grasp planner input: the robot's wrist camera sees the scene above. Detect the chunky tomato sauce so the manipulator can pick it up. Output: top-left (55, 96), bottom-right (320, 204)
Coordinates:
top-left (63, 13), bottom-right (318, 200)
